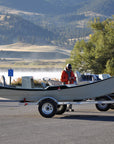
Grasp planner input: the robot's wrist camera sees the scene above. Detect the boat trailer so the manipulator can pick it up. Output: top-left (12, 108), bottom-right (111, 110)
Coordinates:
top-left (20, 97), bottom-right (114, 118)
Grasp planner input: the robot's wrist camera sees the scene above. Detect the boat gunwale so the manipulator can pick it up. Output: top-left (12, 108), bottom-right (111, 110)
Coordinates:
top-left (0, 77), bottom-right (113, 91)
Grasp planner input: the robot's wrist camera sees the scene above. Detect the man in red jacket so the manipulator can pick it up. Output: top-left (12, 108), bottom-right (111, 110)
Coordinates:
top-left (60, 64), bottom-right (76, 111)
top-left (61, 64), bottom-right (76, 84)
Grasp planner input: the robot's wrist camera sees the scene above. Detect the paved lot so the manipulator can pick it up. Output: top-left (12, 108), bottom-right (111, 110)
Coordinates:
top-left (0, 101), bottom-right (114, 144)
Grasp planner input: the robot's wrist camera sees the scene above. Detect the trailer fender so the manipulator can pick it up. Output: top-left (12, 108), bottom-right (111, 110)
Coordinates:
top-left (37, 97), bottom-right (58, 105)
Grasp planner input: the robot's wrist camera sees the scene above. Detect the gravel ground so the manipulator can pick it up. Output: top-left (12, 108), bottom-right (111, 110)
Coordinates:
top-left (0, 101), bottom-right (114, 144)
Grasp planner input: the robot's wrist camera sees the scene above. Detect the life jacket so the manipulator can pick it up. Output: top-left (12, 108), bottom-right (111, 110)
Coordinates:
top-left (60, 70), bottom-right (76, 84)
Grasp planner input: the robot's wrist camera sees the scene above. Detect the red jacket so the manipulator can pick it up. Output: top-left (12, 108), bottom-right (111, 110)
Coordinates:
top-left (61, 70), bottom-right (76, 84)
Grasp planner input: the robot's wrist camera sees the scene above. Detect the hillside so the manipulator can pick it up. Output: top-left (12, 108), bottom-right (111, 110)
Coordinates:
top-left (0, 14), bottom-right (58, 45)
top-left (0, 0), bottom-right (113, 68)
top-left (0, 0), bottom-right (113, 48)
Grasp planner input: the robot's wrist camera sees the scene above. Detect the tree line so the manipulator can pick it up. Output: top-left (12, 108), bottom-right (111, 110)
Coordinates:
top-left (67, 16), bottom-right (114, 76)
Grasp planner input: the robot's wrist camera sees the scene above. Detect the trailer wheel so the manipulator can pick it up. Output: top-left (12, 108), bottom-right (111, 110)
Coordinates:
top-left (38, 99), bottom-right (57, 118)
top-left (95, 97), bottom-right (110, 111)
top-left (110, 104), bottom-right (114, 109)
top-left (56, 105), bottom-right (67, 115)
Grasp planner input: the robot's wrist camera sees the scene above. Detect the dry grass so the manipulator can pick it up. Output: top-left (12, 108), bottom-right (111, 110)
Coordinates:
top-left (0, 58), bottom-right (65, 68)
top-left (0, 42), bottom-right (70, 54)
top-left (11, 77), bottom-right (49, 87)
top-left (0, 42), bottom-right (69, 68)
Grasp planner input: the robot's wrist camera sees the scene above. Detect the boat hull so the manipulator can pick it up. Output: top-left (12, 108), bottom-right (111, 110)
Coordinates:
top-left (0, 77), bottom-right (114, 102)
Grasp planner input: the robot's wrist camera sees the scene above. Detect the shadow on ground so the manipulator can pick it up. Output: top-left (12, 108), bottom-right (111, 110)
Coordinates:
top-left (57, 114), bottom-right (114, 122)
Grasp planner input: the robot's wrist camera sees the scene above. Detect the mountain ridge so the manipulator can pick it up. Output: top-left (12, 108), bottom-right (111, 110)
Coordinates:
top-left (0, 0), bottom-right (113, 48)
top-left (0, 0), bottom-right (113, 16)
top-left (0, 13), bottom-right (58, 45)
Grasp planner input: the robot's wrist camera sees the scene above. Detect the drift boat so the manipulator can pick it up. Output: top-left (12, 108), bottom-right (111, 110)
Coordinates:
top-left (0, 76), bottom-right (114, 118)
top-left (0, 76), bottom-right (114, 101)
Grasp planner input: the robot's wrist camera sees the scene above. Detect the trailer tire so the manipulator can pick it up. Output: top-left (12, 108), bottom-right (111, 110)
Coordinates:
top-left (38, 99), bottom-right (57, 118)
top-left (110, 104), bottom-right (114, 109)
top-left (56, 105), bottom-right (67, 115)
top-left (95, 97), bottom-right (110, 111)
